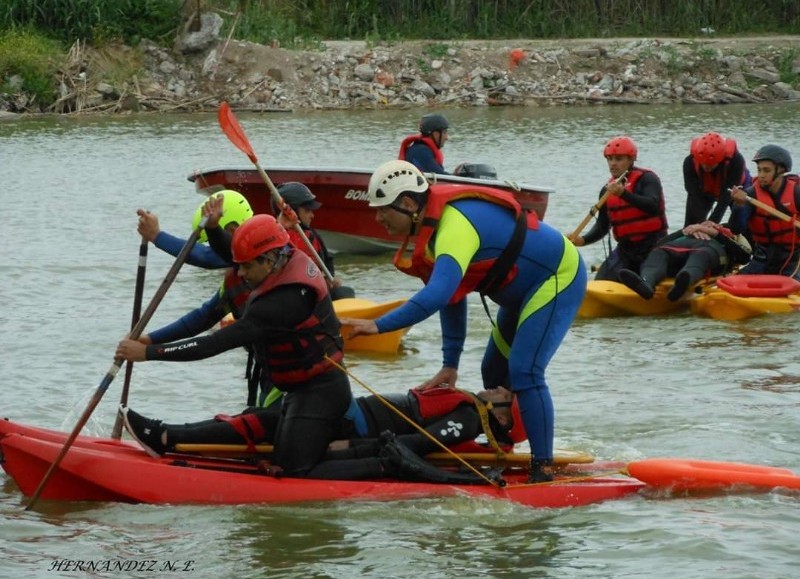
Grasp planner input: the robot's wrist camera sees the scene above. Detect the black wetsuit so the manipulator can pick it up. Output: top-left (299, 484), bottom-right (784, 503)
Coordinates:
top-left (146, 282), bottom-right (352, 478)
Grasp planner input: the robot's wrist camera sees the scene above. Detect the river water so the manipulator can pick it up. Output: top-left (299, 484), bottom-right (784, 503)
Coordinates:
top-left (2, 104), bottom-right (800, 579)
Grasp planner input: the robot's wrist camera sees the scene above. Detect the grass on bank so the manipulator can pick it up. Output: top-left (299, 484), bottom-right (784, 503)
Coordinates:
top-left (0, 28), bottom-right (64, 108)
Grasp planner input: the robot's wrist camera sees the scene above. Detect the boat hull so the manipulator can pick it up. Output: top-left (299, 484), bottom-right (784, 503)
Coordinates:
top-left (188, 167), bottom-right (552, 254)
top-left (0, 419), bottom-right (642, 508)
top-left (577, 279), bottom-right (704, 318)
top-left (333, 298), bottom-right (409, 353)
top-left (691, 286), bottom-right (800, 320)
top-left (627, 458), bottom-right (800, 492)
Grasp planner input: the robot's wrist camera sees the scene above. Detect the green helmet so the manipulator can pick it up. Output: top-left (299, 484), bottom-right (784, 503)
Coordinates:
top-left (191, 189), bottom-right (253, 243)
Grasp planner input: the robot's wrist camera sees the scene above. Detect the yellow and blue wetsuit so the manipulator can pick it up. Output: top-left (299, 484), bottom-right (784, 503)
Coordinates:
top-left (374, 197), bottom-right (587, 462)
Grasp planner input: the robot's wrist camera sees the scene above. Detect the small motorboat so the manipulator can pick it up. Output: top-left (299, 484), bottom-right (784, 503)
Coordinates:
top-left (188, 166), bottom-right (553, 254)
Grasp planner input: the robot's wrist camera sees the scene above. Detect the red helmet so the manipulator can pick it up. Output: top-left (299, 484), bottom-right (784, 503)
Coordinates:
top-left (691, 132), bottom-right (726, 167)
top-left (603, 136), bottom-right (638, 160)
top-left (231, 214), bottom-right (289, 264)
top-left (507, 395), bottom-right (527, 443)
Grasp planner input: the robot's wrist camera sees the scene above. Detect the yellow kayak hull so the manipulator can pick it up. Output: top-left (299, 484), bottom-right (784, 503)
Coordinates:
top-left (691, 287), bottom-right (800, 320)
top-left (577, 280), bottom-right (700, 318)
top-left (334, 298), bottom-right (409, 354)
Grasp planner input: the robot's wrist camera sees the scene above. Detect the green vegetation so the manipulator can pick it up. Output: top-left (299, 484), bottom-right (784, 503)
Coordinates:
top-left (0, 28), bottom-right (63, 107)
top-left (0, 0), bottom-right (182, 45)
top-left (778, 47), bottom-right (800, 84)
top-left (1, 0), bottom-right (799, 50)
top-left (202, 0), bottom-right (799, 43)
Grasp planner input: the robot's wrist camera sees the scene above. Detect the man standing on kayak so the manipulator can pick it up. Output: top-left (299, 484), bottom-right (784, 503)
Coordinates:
top-left (683, 131), bottom-right (751, 227)
top-left (730, 144), bottom-right (800, 278)
top-left (398, 113), bottom-right (450, 174)
top-left (340, 160), bottom-right (587, 482)
top-left (117, 210), bottom-right (352, 479)
top-left (568, 136), bottom-right (668, 282)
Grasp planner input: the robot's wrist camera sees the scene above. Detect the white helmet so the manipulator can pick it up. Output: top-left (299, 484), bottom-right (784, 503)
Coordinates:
top-left (367, 160), bottom-right (429, 207)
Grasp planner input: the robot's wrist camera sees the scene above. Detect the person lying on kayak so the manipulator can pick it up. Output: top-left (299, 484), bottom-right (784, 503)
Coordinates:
top-left (273, 181), bottom-right (355, 300)
top-left (730, 145), bottom-right (800, 279)
top-left (398, 113), bottom-right (450, 174)
top-left (116, 210), bottom-right (353, 480)
top-left (618, 221), bottom-right (752, 301)
top-left (121, 386), bottom-right (522, 483)
top-left (683, 132), bottom-right (751, 227)
top-left (339, 160), bottom-right (587, 483)
top-left (567, 136), bottom-right (669, 282)
top-left (136, 188), bottom-right (253, 269)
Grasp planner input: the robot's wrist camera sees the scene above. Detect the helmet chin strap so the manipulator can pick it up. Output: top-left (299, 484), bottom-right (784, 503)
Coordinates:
top-left (389, 203), bottom-right (422, 235)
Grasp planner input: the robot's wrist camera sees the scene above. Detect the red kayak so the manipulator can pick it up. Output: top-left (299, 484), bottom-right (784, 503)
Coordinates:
top-left (0, 418), bottom-right (643, 508)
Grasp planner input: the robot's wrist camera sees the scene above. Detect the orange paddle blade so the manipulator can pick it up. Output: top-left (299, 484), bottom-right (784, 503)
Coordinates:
top-left (218, 101), bottom-right (258, 164)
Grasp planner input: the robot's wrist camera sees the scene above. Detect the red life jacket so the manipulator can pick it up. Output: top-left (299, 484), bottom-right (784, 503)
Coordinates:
top-left (410, 386), bottom-right (514, 453)
top-left (411, 386), bottom-right (475, 418)
top-left (398, 134), bottom-right (444, 167)
top-left (392, 183), bottom-right (540, 303)
top-left (605, 168), bottom-right (669, 242)
top-left (220, 268), bottom-right (251, 320)
top-left (287, 228), bottom-right (324, 258)
top-left (692, 138), bottom-right (746, 198)
top-left (246, 250), bottom-right (343, 387)
top-left (749, 175), bottom-right (800, 248)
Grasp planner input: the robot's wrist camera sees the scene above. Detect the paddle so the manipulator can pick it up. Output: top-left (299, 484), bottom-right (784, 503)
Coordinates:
top-left (171, 443), bottom-right (594, 467)
top-left (110, 236), bottom-right (148, 439)
top-left (745, 196), bottom-right (800, 230)
top-left (217, 101), bottom-right (334, 282)
top-left (569, 170), bottom-right (629, 239)
top-left (25, 220), bottom-right (207, 510)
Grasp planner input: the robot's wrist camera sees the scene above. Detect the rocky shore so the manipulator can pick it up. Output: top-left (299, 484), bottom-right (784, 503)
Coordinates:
top-left (3, 17), bottom-right (800, 116)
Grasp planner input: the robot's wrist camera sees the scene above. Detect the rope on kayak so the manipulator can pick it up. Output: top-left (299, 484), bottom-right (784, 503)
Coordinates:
top-left (325, 355), bottom-right (504, 487)
top-left (510, 468), bottom-right (629, 487)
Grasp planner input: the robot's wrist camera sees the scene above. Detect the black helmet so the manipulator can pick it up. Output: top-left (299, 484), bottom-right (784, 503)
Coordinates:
top-left (419, 113), bottom-right (450, 135)
top-left (454, 163), bottom-right (498, 180)
top-left (753, 145), bottom-right (792, 172)
top-left (277, 182), bottom-right (321, 210)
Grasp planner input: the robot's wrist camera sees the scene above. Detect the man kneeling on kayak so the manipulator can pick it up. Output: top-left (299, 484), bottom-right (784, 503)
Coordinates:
top-left (122, 385), bottom-right (523, 483)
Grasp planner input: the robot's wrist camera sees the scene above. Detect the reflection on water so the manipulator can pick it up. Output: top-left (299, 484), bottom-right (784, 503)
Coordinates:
top-left (2, 104), bottom-right (800, 578)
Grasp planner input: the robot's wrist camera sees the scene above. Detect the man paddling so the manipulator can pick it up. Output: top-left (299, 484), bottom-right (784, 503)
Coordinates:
top-left (117, 212), bottom-right (352, 479)
top-left (730, 145), bottom-right (800, 279)
top-left (339, 160), bottom-right (587, 483)
top-left (568, 136), bottom-right (669, 282)
top-left (136, 189), bottom-right (252, 269)
top-left (135, 192), bottom-right (279, 408)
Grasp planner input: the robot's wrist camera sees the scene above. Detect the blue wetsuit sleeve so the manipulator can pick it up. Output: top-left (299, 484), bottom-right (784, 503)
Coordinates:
top-left (440, 299), bottom-right (467, 368)
top-left (375, 256), bottom-right (464, 333)
top-left (154, 231), bottom-right (230, 269)
top-left (148, 293), bottom-right (225, 343)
